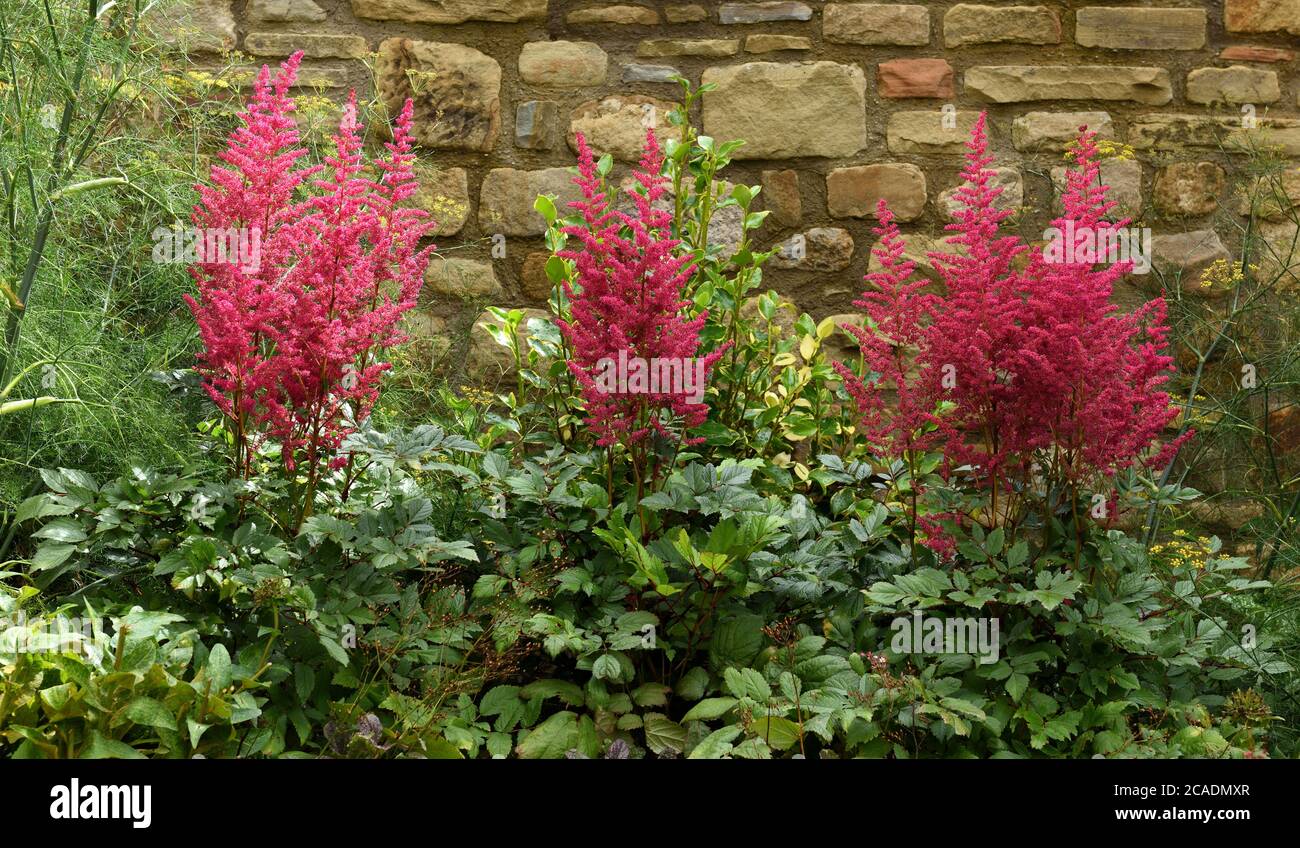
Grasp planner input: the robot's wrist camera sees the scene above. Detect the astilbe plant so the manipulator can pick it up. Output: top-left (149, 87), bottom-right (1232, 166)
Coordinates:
top-left (838, 113), bottom-right (1185, 552)
top-left (556, 130), bottom-right (728, 495)
top-left (185, 52), bottom-right (433, 523)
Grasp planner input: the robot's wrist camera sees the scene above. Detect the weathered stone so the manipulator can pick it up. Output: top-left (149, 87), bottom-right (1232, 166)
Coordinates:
top-left (568, 95), bottom-right (682, 161)
top-left (479, 168), bottom-right (584, 237)
top-left (1128, 114), bottom-right (1241, 150)
top-left (1051, 158), bottom-right (1142, 218)
top-left (941, 167), bottom-right (1022, 217)
top-left (664, 3), bottom-right (707, 22)
top-left (1187, 66), bottom-right (1281, 104)
top-left (1233, 170), bottom-right (1300, 221)
top-left (943, 5), bottom-right (1060, 47)
top-left (412, 166), bottom-right (471, 236)
top-left (964, 66), bottom-right (1172, 104)
top-left (827, 164), bottom-right (926, 221)
top-left (352, 0), bottom-right (547, 24)
top-left (877, 59), bottom-right (954, 99)
top-left (245, 32), bottom-right (368, 59)
top-left (402, 311), bottom-right (452, 362)
top-left (720, 2), bottom-right (812, 23)
top-left (1225, 0), bottom-right (1300, 35)
top-left (249, 0), bottom-right (327, 22)
top-left (1225, 120), bottom-right (1300, 155)
top-left (521, 251), bottom-right (555, 300)
top-left (1151, 230), bottom-right (1231, 284)
top-left (1267, 403), bottom-right (1300, 456)
top-left (566, 5), bottom-right (659, 25)
top-left (515, 100), bottom-right (560, 150)
top-left (1128, 114), bottom-right (1300, 156)
top-left (376, 39), bottom-right (501, 152)
top-left (1257, 220), bottom-right (1300, 289)
top-left (519, 41), bottom-right (607, 88)
top-left (702, 62), bottom-right (867, 159)
top-left (770, 228), bottom-right (854, 272)
top-left (1190, 498), bottom-right (1266, 531)
top-left (638, 39), bottom-right (740, 58)
top-left (282, 66), bottom-right (353, 88)
top-left (1153, 162), bottom-right (1225, 216)
top-left (1075, 7), bottom-right (1207, 49)
top-left (745, 34), bottom-right (813, 52)
top-left (824, 4), bottom-right (929, 45)
top-left (231, 64), bottom-right (354, 89)
top-left (886, 109), bottom-right (981, 154)
top-left (761, 169), bottom-right (802, 228)
top-left (424, 257), bottom-right (502, 299)
top-left (623, 63), bottom-right (681, 83)
top-left (1012, 111), bottom-right (1114, 151)
top-left (467, 308), bottom-right (551, 385)
top-left (149, 0), bottom-right (236, 54)
top-left (1219, 45), bottom-right (1296, 62)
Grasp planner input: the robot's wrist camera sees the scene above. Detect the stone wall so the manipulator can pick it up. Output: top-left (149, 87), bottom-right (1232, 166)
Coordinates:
top-left (193, 3), bottom-right (1299, 468)
top-left (193, 1), bottom-right (1300, 321)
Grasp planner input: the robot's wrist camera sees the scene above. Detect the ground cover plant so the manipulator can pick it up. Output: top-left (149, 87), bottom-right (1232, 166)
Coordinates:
top-left (1, 6), bottom-right (1297, 761)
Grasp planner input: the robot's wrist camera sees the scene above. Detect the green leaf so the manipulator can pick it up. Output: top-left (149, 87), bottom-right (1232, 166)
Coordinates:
top-left (294, 665), bottom-right (315, 703)
top-left (30, 543), bottom-right (75, 573)
top-left (80, 730), bottom-right (145, 759)
top-left (592, 654), bottom-right (622, 681)
top-left (724, 667), bottom-right (770, 701)
top-left (204, 644), bottom-right (232, 691)
top-left (515, 711), bottom-right (579, 759)
top-left (123, 697), bottom-right (178, 731)
top-left (632, 683), bottom-right (671, 708)
top-left (318, 635), bottom-right (350, 666)
top-left (32, 518), bottom-right (87, 544)
top-left (1006, 673), bottom-right (1029, 703)
top-left (675, 667), bottom-right (710, 701)
top-left (643, 713), bottom-right (688, 756)
top-left (520, 679), bottom-right (585, 706)
top-left (708, 612), bottom-right (764, 671)
top-left (533, 194), bottom-right (558, 224)
top-left (682, 697), bottom-right (738, 722)
top-left (750, 716), bottom-right (801, 751)
top-left (688, 725), bottom-right (743, 759)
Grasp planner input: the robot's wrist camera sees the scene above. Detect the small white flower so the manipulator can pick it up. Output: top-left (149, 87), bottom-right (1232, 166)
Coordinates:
top-left (39, 102), bottom-right (58, 130)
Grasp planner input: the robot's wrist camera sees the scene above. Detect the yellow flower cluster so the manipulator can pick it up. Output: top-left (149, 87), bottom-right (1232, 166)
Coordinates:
top-left (295, 94), bottom-right (341, 129)
top-left (1064, 138), bottom-right (1136, 161)
top-left (165, 70), bottom-right (229, 95)
top-left (459, 385), bottom-right (497, 407)
top-left (1150, 529), bottom-right (1213, 570)
top-left (1197, 258), bottom-right (1256, 291)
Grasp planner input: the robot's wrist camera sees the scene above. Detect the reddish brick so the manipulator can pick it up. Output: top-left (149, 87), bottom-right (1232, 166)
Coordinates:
top-left (1219, 45), bottom-right (1296, 62)
top-left (877, 58), bottom-right (954, 99)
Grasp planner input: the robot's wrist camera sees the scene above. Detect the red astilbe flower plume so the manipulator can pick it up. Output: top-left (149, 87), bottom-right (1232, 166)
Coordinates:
top-left (1014, 126), bottom-right (1186, 484)
top-left (836, 112), bottom-right (1185, 516)
top-left (185, 52), bottom-right (433, 477)
top-left (833, 200), bottom-right (938, 457)
top-left (922, 112), bottom-right (1032, 482)
top-left (556, 130), bottom-right (728, 448)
